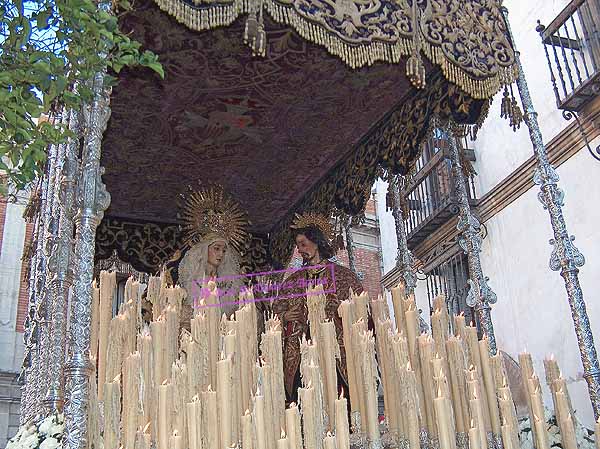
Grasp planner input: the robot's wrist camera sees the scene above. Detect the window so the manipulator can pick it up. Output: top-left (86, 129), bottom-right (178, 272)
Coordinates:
top-left (424, 253), bottom-right (479, 334)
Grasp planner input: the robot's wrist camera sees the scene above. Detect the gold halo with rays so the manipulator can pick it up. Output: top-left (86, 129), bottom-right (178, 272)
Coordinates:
top-left (179, 185), bottom-right (249, 254)
top-left (290, 211), bottom-right (334, 243)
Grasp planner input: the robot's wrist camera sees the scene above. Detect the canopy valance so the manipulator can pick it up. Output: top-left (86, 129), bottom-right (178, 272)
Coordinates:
top-left (152, 0), bottom-right (518, 99)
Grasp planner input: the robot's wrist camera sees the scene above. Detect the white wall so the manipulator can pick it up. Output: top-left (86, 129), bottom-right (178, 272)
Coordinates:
top-left (375, 178), bottom-right (399, 276)
top-left (0, 200), bottom-right (27, 373)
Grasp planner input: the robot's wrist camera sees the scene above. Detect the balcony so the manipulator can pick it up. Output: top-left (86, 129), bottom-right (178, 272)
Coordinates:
top-left (537, 0), bottom-right (600, 112)
top-left (402, 134), bottom-right (477, 250)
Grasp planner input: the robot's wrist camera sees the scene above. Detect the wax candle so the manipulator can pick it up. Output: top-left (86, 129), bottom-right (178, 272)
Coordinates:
top-left (137, 329), bottom-right (154, 433)
top-left (242, 409), bottom-right (254, 449)
top-left (532, 414), bottom-right (550, 449)
top-left (186, 396), bottom-right (201, 449)
top-left (158, 380), bottom-right (172, 449)
top-left (445, 336), bottom-right (468, 433)
top-left (497, 387), bottom-right (518, 435)
top-left (104, 375), bottom-right (121, 449)
top-left (299, 382), bottom-right (321, 449)
top-left (479, 336), bottom-right (501, 435)
top-left (277, 430), bottom-right (288, 449)
top-left (202, 385), bottom-right (219, 449)
top-left (468, 384), bottom-right (487, 449)
top-left (543, 355), bottom-right (561, 387)
top-left (170, 430), bottom-right (183, 449)
top-left (254, 389), bottom-right (267, 449)
top-left (360, 331), bottom-right (380, 445)
top-left (150, 317), bottom-right (166, 384)
top-left (165, 305), bottom-right (179, 373)
top-left (559, 413), bottom-right (578, 449)
top-left (500, 419), bottom-right (519, 449)
top-left (402, 363), bottom-right (421, 448)
top-left (123, 352), bottom-right (142, 449)
top-left (207, 282), bottom-right (220, 388)
top-left (217, 353), bottom-right (233, 448)
top-left (417, 334), bottom-right (436, 436)
top-left (528, 377), bottom-right (546, 424)
top-left (134, 424), bottom-right (152, 449)
top-left (453, 313), bottom-right (466, 338)
top-left (468, 421), bottom-right (480, 449)
top-left (171, 360), bottom-right (188, 449)
top-left (286, 403), bottom-right (303, 449)
top-left (334, 393), bottom-right (349, 449)
top-left (433, 384), bottom-right (456, 449)
top-left (321, 320), bottom-right (340, 429)
top-left (390, 284), bottom-right (407, 335)
top-left (553, 382), bottom-right (571, 423)
top-left (263, 319), bottom-right (286, 434)
top-left (338, 300), bottom-right (359, 416)
top-left (98, 270), bottom-right (116, 400)
top-left (224, 327), bottom-right (241, 443)
top-left (323, 432), bottom-right (336, 449)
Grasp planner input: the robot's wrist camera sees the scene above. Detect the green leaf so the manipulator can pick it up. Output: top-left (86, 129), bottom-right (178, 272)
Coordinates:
top-left (146, 61), bottom-right (164, 79)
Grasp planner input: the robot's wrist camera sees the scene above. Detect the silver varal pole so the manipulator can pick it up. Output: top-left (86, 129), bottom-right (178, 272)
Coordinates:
top-left (63, 72), bottom-right (112, 449)
top-left (39, 124), bottom-right (65, 410)
top-left (502, 6), bottom-right (600, 419)
top-left (45, 107), bottom-right (81, 413)
top-left (388, 175), bottom-right (417, 294)
top-left (20, 209), bottom-right (42, 424)
top-left (344, 220), bottom-right (358, 274)
top-left (446, 124), bottom-right (498, 355)
top-left (24, 138), bottom-right (58, 421)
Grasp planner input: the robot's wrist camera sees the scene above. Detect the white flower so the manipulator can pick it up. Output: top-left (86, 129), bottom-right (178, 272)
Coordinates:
top-left (40, 436), bottom-right (61, 449)
top-left (39, 416), bottom-right (54, 435)
top-left (22, 432), bottom-right (39, 449)
top-left (49, 422), bottom-right (64, 436)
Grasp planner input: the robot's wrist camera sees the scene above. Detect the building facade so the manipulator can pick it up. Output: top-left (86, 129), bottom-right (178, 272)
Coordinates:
top-left (0, 190), bottom-right (32, 447)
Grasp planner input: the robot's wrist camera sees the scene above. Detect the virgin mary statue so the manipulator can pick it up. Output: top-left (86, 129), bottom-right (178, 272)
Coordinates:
top-left (176, 185), bottom-right (250, 325)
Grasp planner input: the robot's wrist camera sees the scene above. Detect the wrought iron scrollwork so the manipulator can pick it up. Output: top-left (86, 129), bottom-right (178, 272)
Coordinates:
top-left (562, 109), bottom-right (600, 162)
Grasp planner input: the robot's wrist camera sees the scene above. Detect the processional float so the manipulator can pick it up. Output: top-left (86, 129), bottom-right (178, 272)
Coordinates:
top-left (14, 0), bottom-right (600, 449)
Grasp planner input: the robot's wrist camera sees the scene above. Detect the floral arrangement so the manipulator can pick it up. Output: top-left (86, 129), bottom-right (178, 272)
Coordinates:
top-left (6, 413), bottom-right (64, 449)
top-left (518, 408), bottom-right (596, 449)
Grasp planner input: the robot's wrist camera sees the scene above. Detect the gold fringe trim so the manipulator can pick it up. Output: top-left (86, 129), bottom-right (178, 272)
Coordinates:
top-left (152, 0), bottom-right (519, 100)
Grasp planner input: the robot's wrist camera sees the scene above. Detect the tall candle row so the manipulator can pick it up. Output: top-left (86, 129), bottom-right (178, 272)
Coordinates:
top-left (90, 272), bottom-right (590, 449)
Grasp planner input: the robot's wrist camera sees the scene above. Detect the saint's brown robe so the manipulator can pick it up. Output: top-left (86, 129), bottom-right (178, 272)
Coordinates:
top-left (272, 262), bottom-right (364, 400)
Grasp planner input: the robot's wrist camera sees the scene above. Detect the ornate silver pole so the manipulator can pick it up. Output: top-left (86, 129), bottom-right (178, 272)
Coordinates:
top-left (20, 209), bottom-right (42, 424)
top-left (40, 126), bottom-right (68, 414)
top-left (445, 124), bottom-right (498, 355)
top-left (63, 72), bottom-right (111, 449)
top-left (23, 137), bottom-right (60, 421)
top-left (44, 107), bottom-right (81, 412)
top-left (501, 6), bottom-right (600, 419)
top-left (388, 175), bottom-right (417, 294)
top-left (344, 221), bottom-right (358, 274)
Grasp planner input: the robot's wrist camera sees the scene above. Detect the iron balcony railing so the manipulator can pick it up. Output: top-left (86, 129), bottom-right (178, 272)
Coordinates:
top-left (402, 134), bottom-right (477, 250)
top-left (424, 252), bottom-right (479, 334)
top-left (537, 0), bottom-right (600, 112)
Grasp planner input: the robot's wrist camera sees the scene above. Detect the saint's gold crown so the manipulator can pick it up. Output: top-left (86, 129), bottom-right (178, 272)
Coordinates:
top-left (290, 211), bottom-right (334, 243)
top-left (180, 185), bottom-right (249, 253)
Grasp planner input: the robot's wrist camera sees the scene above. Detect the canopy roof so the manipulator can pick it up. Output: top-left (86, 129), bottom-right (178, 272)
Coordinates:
top-left (97, 0), bottom-right (516, 271)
